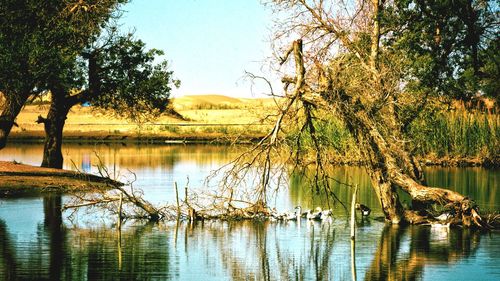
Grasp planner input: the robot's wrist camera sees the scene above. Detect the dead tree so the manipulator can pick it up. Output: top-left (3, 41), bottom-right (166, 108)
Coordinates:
top-left (223, 0), bottom-right (489, 227)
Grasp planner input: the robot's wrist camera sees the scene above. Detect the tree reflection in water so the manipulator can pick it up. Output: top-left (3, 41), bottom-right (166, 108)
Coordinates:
top-left (72, 223), bottom-right (171, 280)
top-left (181, 220), bottom-right (337, 281)
top-left (0, 201), bottom-right (493, 280)
top-left (364, 225), bottom-right (480, 281)
top-left (44, 194), bottom-right (66, 281)
top-left (0, 219), bottom-right (17, 280)
top-left (0, 198), bottom-right (171, 280)
top-left (1, 144), bottom-right (498, 279)
top-left (0, 195), bottom-right (68, 280)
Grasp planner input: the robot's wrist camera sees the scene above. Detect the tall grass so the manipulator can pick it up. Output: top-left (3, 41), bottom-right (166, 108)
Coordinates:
top-left (408, 110), bottom-right (499, 158)
top-left (290, 108), bottom-right (499, 161)
top-left (287, 117), bottom-right (359, 160)
top-left (313, 118), bottom-right (357, 155)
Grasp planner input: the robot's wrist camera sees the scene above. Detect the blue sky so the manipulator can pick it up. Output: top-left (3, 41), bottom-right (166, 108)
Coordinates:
top-left (120, 0), bottom-right (275, 98)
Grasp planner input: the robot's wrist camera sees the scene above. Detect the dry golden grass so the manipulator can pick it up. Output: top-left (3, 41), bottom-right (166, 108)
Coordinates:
top-left (172, 94), bottom-right (277, 110)
top-left (10, 95), bottom-right (278, 140)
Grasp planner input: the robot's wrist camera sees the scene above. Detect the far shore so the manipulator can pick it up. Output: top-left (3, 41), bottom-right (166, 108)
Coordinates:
top-left (8, 130), bottom-right (264, 144)
top-left (9, 95), bottom-right (276, 144)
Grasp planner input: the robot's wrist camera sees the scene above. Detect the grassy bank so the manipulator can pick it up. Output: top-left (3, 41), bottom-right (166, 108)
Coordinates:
top-left (10, 95), bottom-right (277, 143)
top-left (8, 94), bottom-right (499, 166)
top-left (289, 107), bottom-right (499, 166)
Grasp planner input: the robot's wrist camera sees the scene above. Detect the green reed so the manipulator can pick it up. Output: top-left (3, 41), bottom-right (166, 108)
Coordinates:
top-left (409, 110), bottom-right (499, 158)
top-left (290, 109), bottom-right (499, 160)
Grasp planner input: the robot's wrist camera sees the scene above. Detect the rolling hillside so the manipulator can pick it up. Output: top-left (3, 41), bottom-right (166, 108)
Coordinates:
top-left (9, 94), bottom-right (279, 141)
top-left (172, 94), bottom-right (277, 110)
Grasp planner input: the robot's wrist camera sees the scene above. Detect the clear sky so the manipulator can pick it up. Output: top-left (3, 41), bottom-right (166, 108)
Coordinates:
top-left (119, 0), bottom-right (275, 98)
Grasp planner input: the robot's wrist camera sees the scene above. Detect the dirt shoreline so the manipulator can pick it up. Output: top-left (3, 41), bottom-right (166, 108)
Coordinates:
top-left (0, 161), bottom-right (121, 197)
top-left (8, 132), bottom-right (264, 144)
top-left (328, 156), bottom-right (500, 168)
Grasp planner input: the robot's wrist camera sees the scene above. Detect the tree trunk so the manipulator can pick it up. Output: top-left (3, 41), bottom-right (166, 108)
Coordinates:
top-left (288, 33), bottom-right (484, 227)
top-left (344, 107), bottom-right (484, 226)
top-left (323, 73), bottom-right (475, 225)
top-left (0, 92), bottom-right (29, 149)
top-left (38, 91), bottom-right (71, 169)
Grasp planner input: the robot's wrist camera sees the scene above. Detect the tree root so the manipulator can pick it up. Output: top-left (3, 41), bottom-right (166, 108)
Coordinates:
top-left (403, 197), bottom-right (494, 229)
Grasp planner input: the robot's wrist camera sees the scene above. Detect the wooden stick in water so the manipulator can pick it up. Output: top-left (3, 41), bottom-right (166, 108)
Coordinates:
top-left (117, 191), bottom-right (123, 230)
top-left (350, 184), bottom-right (358, 281)
top-left (175, 182), bottom-right (180, 218)
top-left (350, 184), bottom-right (358, 239)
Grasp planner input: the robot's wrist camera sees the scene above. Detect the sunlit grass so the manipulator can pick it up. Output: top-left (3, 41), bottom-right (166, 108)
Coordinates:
top-left (409, 110), bottom-right (499, 158)
top-left (11, 95), bottom-right (276, 140)
top-left (288, 107), bottom-right (499, 160)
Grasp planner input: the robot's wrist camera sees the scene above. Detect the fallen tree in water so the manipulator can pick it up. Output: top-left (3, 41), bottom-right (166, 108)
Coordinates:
top-left (218, 0), bottom-right (499, 229)
top-left (59, 166), bottom-right (500, 230)
top-left (3, 158), bottom-right (494, 228)
top-left (62, 183), bottom-right (500, 231)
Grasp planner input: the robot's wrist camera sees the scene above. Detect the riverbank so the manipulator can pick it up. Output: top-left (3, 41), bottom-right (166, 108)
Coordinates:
top-left (9, 95), bottom-right (276, 143)
top-left (7, 95), bottom-right (499, 167)
top-left (0, 161), bottom-right (121, 197)
top-left (8, 131), bottom-right (264, 144)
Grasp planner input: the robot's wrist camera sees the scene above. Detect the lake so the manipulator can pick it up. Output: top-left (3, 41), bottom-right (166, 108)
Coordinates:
top-left (1, 143), bottom-right (499, 280)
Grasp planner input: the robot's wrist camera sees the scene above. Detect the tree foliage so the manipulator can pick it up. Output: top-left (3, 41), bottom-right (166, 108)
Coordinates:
top-left (89, 33), bottom-right (180, 123)
top-left (0, 0), bottom-right (125, 148)
top-left (386, 0), bottom-right (499, 101)
top-left (0, 0), bottom-right (124, 97)
top-left (37, 25), bottom-right (179, 168)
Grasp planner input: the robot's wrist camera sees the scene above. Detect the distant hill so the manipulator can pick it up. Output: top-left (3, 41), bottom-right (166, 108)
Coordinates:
top-left (172, 94), bottom-right (277, 110)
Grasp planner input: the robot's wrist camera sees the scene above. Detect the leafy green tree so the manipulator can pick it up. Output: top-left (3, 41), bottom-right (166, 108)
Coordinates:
top-left (386, 0), bottom-right (499, 102)
top-left (0, 0), bottom-right (124, 149)
top-left (91, 33), bottom-right (180, 123)
top-left (478, 38), bottom-right (499, 102)
top-left (38, 31), bottom-right (179, 168)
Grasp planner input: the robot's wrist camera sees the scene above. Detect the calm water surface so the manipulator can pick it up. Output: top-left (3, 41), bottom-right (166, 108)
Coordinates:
top-left (0, 143), bottom-right (499, 280)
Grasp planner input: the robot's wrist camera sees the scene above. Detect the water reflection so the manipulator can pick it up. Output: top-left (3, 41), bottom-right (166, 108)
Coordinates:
top-left (2, 143), bottom-right (499, 209)
top-left (0, 196), bottom-right (67, 280)
top-left (44, 195), bottom-right (66, 281)
top-left (364, 225), bottom-right (484, 281)
top-left (289, 168), bottom-right (381, 216)
top-left (1, 143), bottom-right (499, 280)
top-left (0, 220), bottom-right (16, 280)
top-left (426, 167), bottom-right (499, 211)
top-left (163, 219), bottom-right (342, 280)
top-left (2, 210), bottom-right (498, 280)
top-left (0, 219), bottom-right (171, 279)
top-left (1, 142), bottom-right (240, 171)
top-left (1, 143), bottom-right (245, 204)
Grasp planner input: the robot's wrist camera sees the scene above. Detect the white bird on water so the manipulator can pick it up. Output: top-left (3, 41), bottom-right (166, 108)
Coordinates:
top-left (306, 207), bottom-right (321, 220)
top-left (320, 209), bottom-right (332, 220)
top-left (435, 212), bottom-right (452, 222)
top-left (284, 206), bottom-right (302, 221)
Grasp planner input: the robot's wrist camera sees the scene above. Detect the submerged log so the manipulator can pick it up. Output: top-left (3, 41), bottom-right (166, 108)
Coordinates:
top-left (113, 185), bottom-right (160, 222)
